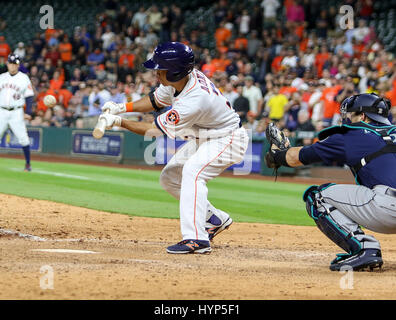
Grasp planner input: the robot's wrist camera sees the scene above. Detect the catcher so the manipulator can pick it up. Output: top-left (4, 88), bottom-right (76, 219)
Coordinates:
top-left (265, 93), bottom-right (396, 271)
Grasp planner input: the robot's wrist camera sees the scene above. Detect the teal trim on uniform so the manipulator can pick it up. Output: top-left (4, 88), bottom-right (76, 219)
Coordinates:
top-left (317, 125), bottom-right (342, 141)
top-left (343, 124), bottom-right (382, 136)
top-left (356, 121), bottom-right (395, 129)
top-left (317, 125), bottom-right (340, 135)
top-left (302, 184), bottom-right (318, 201)
top-left (317, 122), bottom-right (396, 141)
top-left (324, 215), bottom-right (362, 254)
top-left (307, 195), bottom-right (318, 221)
top-left (387, 127), bottom-right (396, 135)
top-left (354, 174), bottom-right (361, 186)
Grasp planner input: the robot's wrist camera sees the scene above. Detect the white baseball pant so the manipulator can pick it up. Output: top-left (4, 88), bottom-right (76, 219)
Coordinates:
top-left (0, 108), bottom-right (30, 146)
top-left (160, 127), bottom-right (249, 241)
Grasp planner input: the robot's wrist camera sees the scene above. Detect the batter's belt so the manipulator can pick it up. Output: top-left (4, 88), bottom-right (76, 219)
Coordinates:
top-left (0, 105), bottom-right (23, 111)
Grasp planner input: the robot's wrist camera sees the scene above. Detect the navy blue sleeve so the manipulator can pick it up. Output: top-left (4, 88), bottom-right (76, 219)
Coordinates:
top-left (25, 96), bottom-right (33, 115)
top-left (299, 145), bottom-right (322, 165)
top-left (301, 134), bottom-right (347, 165)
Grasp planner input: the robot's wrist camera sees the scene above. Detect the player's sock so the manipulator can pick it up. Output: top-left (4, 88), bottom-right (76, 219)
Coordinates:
top-left (22, 145), bottom-right (31, 165)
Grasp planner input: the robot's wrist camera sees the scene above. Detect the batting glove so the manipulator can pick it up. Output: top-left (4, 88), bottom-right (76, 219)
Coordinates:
top-left (101, 101), bottom-right (126, 115)
top-left (99, 113), bottom-right (122, 129)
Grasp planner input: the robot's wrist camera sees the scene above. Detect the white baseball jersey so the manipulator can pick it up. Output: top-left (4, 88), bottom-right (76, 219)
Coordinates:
top-left (154, 69), bottom-right (241, 140)
top-left (0, 71), bottom-right (34, 147)
top-left (0, 71), bottom-right (34, 107)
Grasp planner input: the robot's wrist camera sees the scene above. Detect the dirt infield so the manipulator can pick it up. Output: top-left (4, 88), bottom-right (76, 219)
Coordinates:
top-left (1, 193), bottom-right (396, 300)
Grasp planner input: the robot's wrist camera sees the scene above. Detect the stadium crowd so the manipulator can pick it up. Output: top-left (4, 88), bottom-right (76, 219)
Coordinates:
top-left (1, 0), bottom-right (396, 145)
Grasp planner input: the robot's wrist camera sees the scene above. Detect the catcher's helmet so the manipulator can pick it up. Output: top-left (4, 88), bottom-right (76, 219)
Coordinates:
top-left (340, 93), bottom-right (391, 125)
top-left (7, 53), bottom-right (21, 64)
top-left (143, 42), bottom-right (195, 82)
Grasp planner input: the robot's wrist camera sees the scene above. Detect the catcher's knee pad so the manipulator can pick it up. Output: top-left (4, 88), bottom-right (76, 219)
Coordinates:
top-left (303, 183), bottom-right (335, 220)
top-left (303, 183), bottom-right (362, 254)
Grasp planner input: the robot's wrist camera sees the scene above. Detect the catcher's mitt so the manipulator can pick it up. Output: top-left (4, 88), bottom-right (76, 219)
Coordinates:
top-left (265, 123), bottom-right (290, 179)
top-left (265, 122), bottom-right (290, 151)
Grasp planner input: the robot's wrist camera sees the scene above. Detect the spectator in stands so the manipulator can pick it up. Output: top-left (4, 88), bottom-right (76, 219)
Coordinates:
top-left (315, 9), bottom-right (329, 39)
top-left (147, 5), bottom-right (162, 33)
top-left (223, 82), bottom-right (239, 107)
top-left (51, 105), bottom-right (67, 127)
top-left (266, 85), bottom-right (288, 122)
top-left (59, 36), bottom-right (72, 65)
top-left (101, 25), bottom-right (115, 51)
top-left (132, 6), bottom-right (148, 31)
top-left (0, 36), bottom-right (10, 59)
top-left (117, 58), bottom-right (134, 83)
top-left (243, 75), bottom-right (263, 116)
top-left (214, 0), bottom-right (228, 25)
top-left (261, 0), bottom-right (279, 28)
top-left (233, 84), bottom-right (250, 123)
top-left (238, 9), bottom-right (250, 36)
top-left (353, 19), bottom-right (370, 42)
top-left (87, 48), bottom-right (105, 66)
top-left (286, 0), bottom-right (305, 24)
top-left (246, 30), bottom-right (262, 61)
top-left (215, 20), bottom-right (232, 49)
top-left (295, 109), bottom-right (316, 146)
top-left (170, 4), bottom-right (184, 31)
top-left (49, 70), bottom-right (64, 90)
top-left (244, 111), bottom-right (259, 132)
top-left (14, 42), bottom-right (26, 59)
top-left (0, 16), bottom-right (7, 31)
top-left (284, 91), bottom-right (303, 131)
top-left (281, 47), bottom-right (298, 69)
top-left (160, 6), bottom-right (172, 43)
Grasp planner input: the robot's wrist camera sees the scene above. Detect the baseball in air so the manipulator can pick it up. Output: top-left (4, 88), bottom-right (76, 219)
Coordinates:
top-left (43, 95), bottom-right (57, 108)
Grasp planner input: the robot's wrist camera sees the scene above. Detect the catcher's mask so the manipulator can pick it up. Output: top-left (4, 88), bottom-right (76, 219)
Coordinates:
top-left (340, 93), bottom-right (391, 125)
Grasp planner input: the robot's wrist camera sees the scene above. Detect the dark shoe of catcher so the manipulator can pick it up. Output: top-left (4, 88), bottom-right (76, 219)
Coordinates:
top-left (329, 249), bottom-right (383, 271)
top-left (24, 164), bottom-right (31, 172)
top-left (166, 239), bottom-right (211, 254)
top-left (206, 217), bottom-right (233, 241)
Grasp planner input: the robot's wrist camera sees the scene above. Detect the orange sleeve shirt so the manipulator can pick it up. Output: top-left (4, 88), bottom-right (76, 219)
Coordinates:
top-left (59, 42), bottom-right (72, 62)
top-left (320, 86), bottom-right (341, 119)
top-left (0, 43), bottom-right (10, 58)
top-left (215, 27), bottom-right (231, 46)
top-left (49, 79), bottom-right (64, 91)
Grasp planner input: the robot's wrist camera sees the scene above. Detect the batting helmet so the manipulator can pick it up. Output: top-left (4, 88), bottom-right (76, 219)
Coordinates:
top-left (340, 93), bottom-right (391, 125)
top-left (7, 53), bottom-right (21, 64)
top-left (143, 42), bottom-right (195, 82)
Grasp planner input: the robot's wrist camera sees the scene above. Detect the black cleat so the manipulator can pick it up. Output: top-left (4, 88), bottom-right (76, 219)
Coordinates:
top-left (330, 249), bottom-right (383, 271)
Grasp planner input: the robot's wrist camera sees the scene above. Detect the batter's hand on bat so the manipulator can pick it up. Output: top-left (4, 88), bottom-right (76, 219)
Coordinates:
top-left (101, 101), bottom-right (126, 115)
top-left (99, 113), bottom-right (122, 129)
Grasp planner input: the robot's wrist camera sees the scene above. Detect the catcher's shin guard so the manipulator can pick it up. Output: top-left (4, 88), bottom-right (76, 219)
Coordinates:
top-left (303, 184), bottom-right (363, 255)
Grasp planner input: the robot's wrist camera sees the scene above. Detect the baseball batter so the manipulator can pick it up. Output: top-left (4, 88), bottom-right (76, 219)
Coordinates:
top-left (0, 54), bottom-right (34, 171)
top-left (265, 93), bottom-right (396, 271)
top-left (100, 42), bottom-right (249, 254)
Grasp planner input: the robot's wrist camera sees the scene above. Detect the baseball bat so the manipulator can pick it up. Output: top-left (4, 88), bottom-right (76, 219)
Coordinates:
top-left (92, 109), bottom-right (109, 139)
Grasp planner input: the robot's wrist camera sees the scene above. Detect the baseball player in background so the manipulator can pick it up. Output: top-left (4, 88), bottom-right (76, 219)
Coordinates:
top-left (100, 42), bottom-right (249, 254)
top-left (0, 54), bottom-right (34, 171)
top-left (265, 93), bottom-right (396, 271)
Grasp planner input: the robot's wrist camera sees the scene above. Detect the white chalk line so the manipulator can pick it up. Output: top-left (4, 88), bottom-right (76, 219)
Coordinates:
top-left (32, 249), bottom-right (99, 254)
top-left (10, 167), bottom-right (92, 180)
top-left (0, 228), bottom-right (46, 241)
